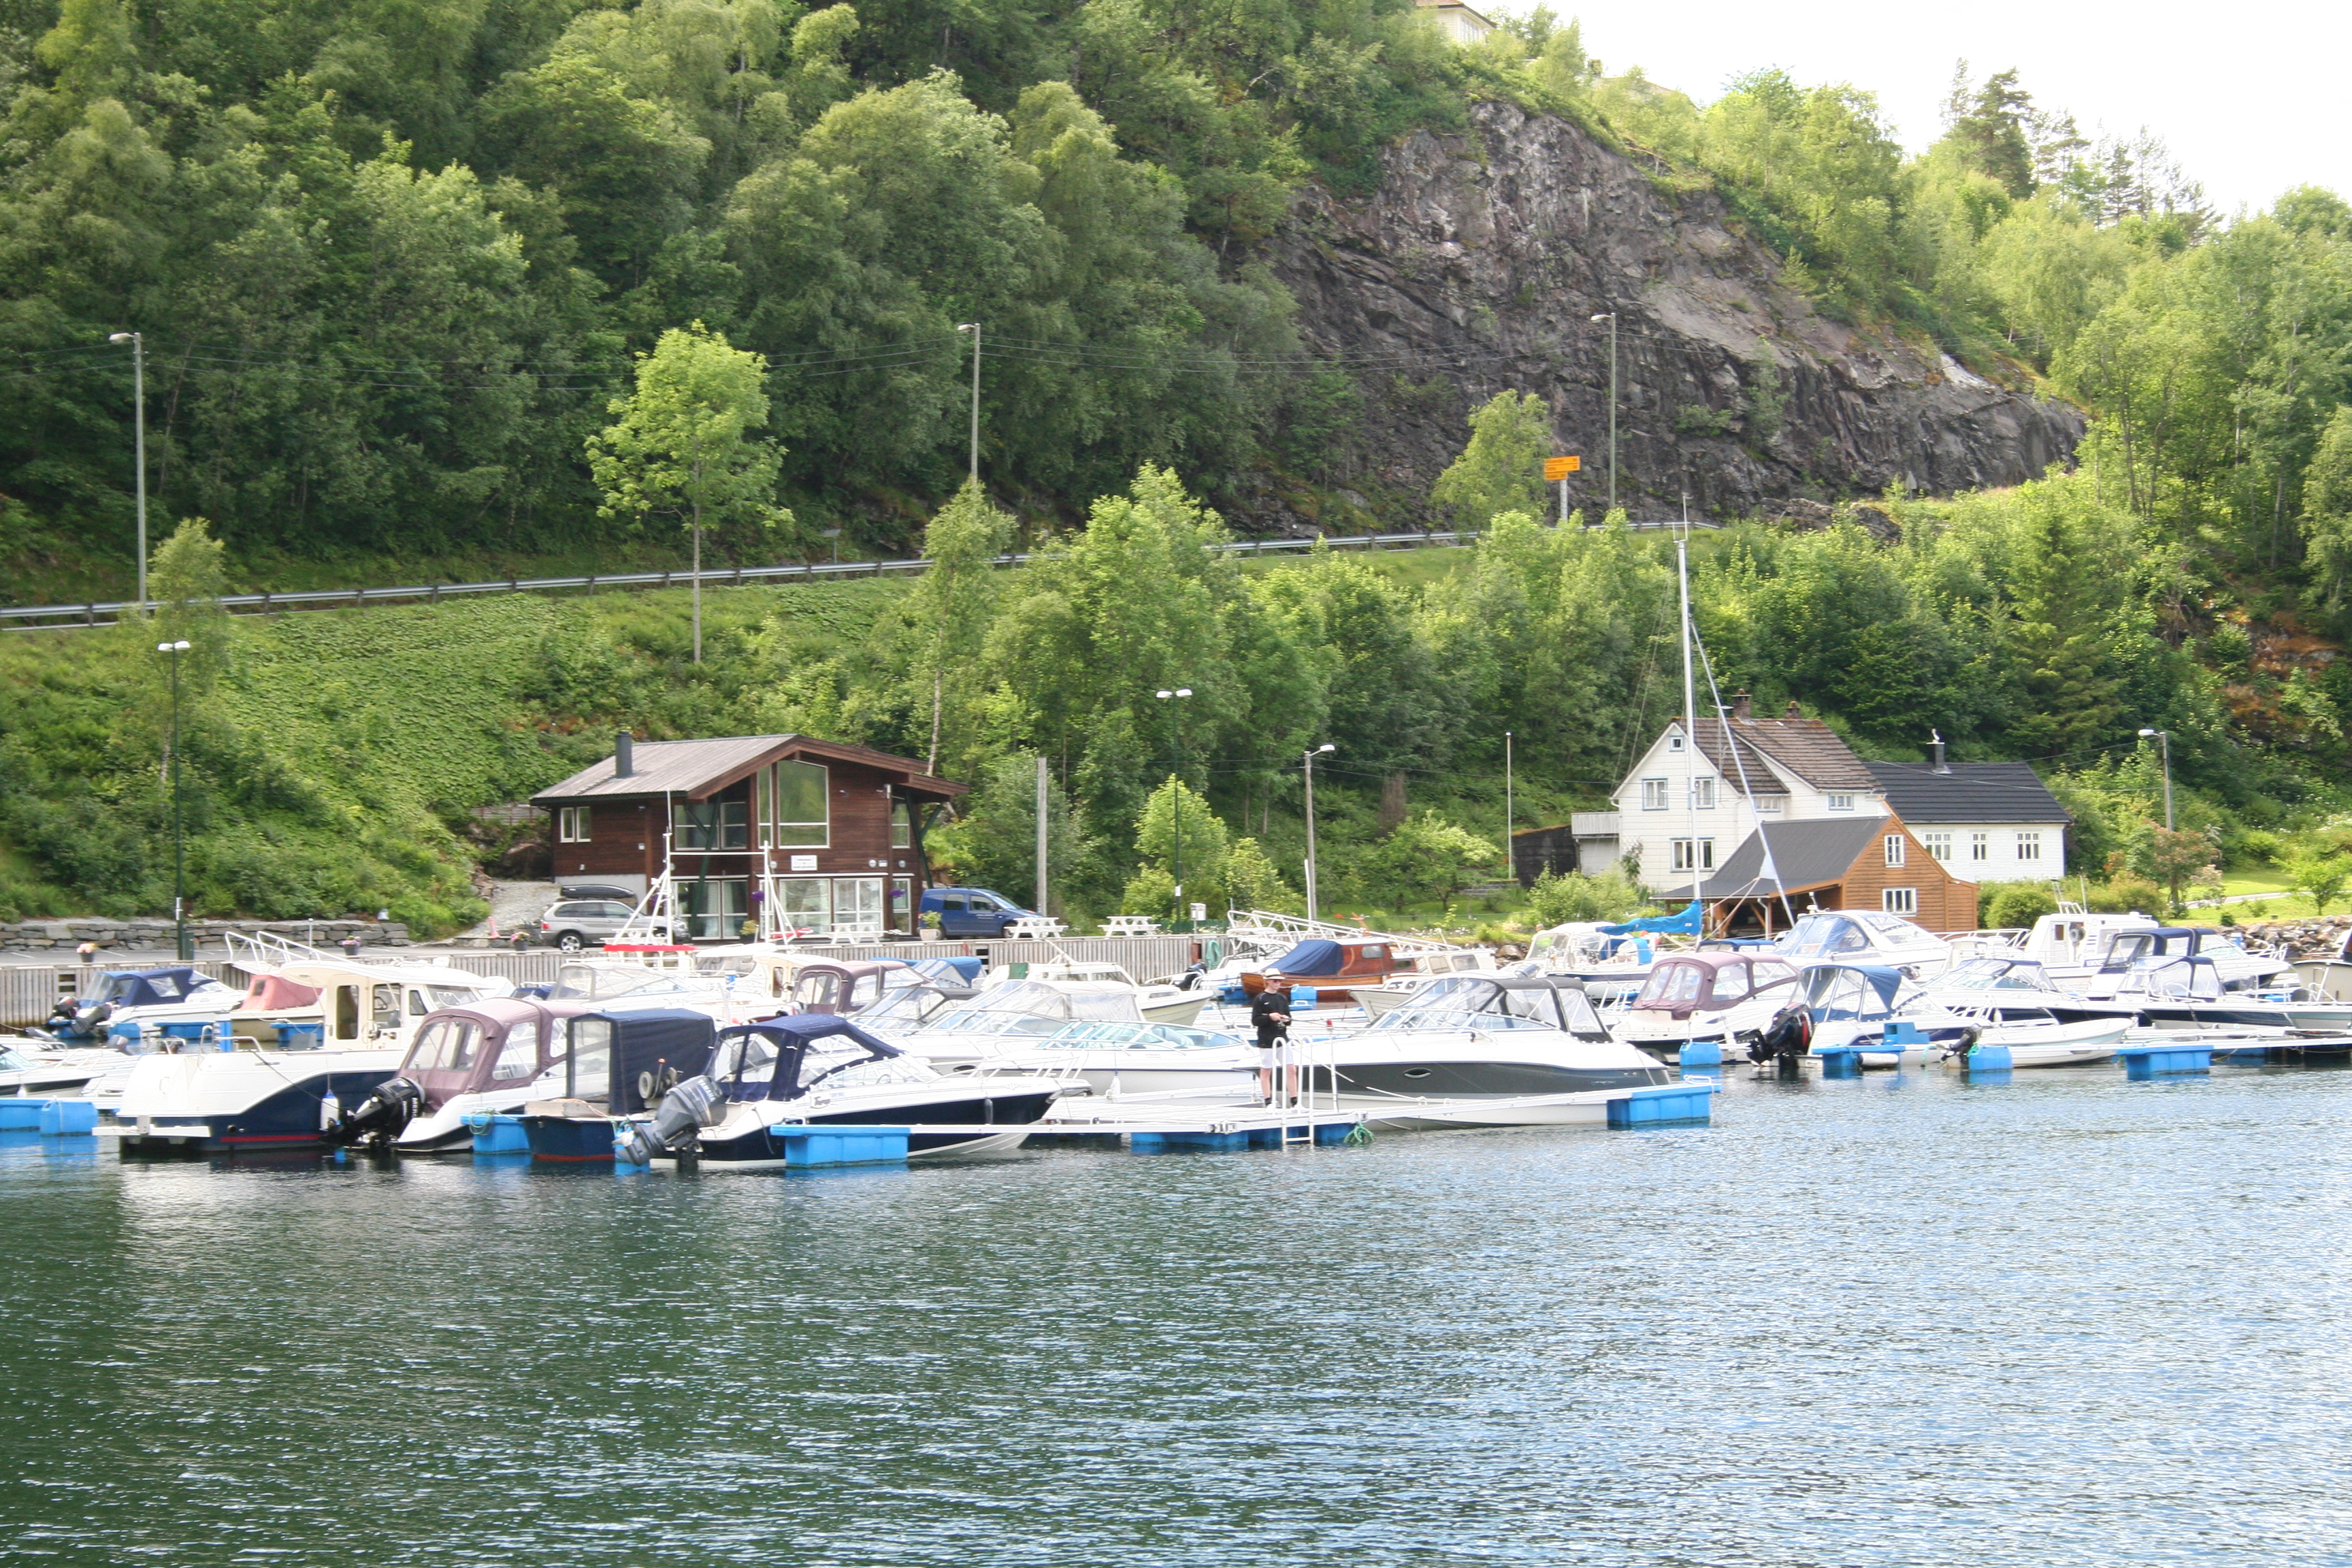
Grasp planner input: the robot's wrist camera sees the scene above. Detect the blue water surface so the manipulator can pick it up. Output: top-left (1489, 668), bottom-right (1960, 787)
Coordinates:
top-left (3, 1063), bottom-right (2348, 1566)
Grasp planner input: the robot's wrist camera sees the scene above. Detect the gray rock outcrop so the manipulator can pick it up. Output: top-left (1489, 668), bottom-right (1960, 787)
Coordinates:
top-left (1256, 100), bottom-right (2082, 528)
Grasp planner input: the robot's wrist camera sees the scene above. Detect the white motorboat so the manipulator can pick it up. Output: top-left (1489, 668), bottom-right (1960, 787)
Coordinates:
top-left (36, 966), bottom-right (239, 1045)
top-left (226, 956), bottom-right (510, 1047)
top-left (1354, 947), bottom-right (1499, 1021)
top-left (894, 981), bottom-right (1258, 1100)
top-left (1936, 1015), bottom-right (2132, 1068)
top-left (1775, 911), bottom-right (1955, 978)
top-left (994, 958), bottom-right (1209, 1026)
top-left (626, 1015), bottom-right (1067, 1169)
top-left (1612, 951), bottom-right (1805, 1059)
top-left (1802, 964), bottom-right (2129, 1067)
top-left (2103, 953), bottom-right (2352, 1032)
top-left (1308, 975), bottom-right (1674, 1127)
top-left (0, 1039), bottom-right (129, 1096)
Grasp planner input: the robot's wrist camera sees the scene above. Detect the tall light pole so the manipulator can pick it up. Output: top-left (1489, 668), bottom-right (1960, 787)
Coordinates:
top-left (1303, 742), bottom-right (1335, 921)
top-left (2138, 728), bottom-right (2174, 830)
top-left (110, 331), bottom-right (147, 615)
top-left (1503, 730), bottom-right (1514, 883)
top-left (954, 323), bottom-right (980, 485)
top-left (1155, 687), bottom-right (1192, 927)
top-left (159, 638), bottom-right (191, 960)
top-left (1589, 311), bottom-right (1618, 514)
top-left (1034, 753), bottom-right (1049, 919)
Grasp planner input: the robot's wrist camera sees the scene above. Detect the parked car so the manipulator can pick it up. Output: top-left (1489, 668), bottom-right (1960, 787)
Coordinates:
top-left (538, 898), bottom-right (674, 952)
top-left (917, 887), bottom-right (1037, 938)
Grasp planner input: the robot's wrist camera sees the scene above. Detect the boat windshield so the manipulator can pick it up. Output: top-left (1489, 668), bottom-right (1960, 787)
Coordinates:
top-left (710, 1032), bottom-right (782, 1098)
top-left (1635, 963), bottom-right (1708, 1007)
top-left (858, 985), bottom-right (960, 1030)
top-left (0, 1046), bottom-right (25, 1071)
top-left (1373, 981), bottom-right (1560, 1033)
top-left (796, 1041), bottom-right (936, 1095)
top-left (920, 1009), bottom-right (1069, 1038)
top-left (1018, 1021), bottom-right (1239, 1051)
top-left (930, 981), bottom-right (1143, 1024)
top-left (1780, 916), bottom-right (1873, 961)
top-left (1940, 959), bottom-right (2046, 992)
top-left (412, 984), bottom-right (487, 1014)
top-left (548, 964), bottom-right (704, 1002)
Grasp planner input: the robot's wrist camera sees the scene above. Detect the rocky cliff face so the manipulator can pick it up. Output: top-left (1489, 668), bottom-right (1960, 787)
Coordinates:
top-left (1253, 101), bottom-right (2081, 528)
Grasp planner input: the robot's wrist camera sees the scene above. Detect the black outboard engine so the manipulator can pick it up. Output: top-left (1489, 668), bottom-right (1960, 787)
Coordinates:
top-left (619, 1075), bottom-right (723, 1166)
top-left (327, 1077), bottom-right (423, 1147)
top-left (1749, 1003), bottom-right (1813, 1073)
top-left (46, 998), bottom-right (110, 1040)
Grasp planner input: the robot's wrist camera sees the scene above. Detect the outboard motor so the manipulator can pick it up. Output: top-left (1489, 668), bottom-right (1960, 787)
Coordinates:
top-left (46, 998), bottom-right (110, 1040)
top-left (1748, 1003), bottom-right (1813, 1074)
top-left (619, 1075), bottom-right (724, 1166)
top-left (327, 1077), bottom-right (423, 1147)
top-left (1938, 1025), bottom-right (1983, 1065)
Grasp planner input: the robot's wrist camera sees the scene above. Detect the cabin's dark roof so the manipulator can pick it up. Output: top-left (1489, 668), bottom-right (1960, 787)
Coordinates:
top-left (1652, 816), bottom-right (1889, 900)
top-left (534, 734), bottom-right (965, 804)
top-left (1672, 717), bottom-right (1881, 796)
top-left (1861, 762), bottom-right (2072, 826)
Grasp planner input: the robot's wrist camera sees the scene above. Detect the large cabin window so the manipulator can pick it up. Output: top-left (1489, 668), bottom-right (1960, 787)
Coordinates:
top-left (772, 760), bottom-right (830, 847)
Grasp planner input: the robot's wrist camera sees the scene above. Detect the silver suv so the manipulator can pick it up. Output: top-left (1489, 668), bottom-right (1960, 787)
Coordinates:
top-left (536, 899), bottom-right (675, 951)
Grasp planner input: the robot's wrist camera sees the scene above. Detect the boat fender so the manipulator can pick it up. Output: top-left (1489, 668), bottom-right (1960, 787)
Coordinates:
top-left (318, 1091), bottom-right (340, 1132)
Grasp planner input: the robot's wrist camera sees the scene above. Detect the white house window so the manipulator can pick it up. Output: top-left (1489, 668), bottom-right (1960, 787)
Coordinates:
top-left (1882, 887), bottom-right (1918, 915)
top-left (2016, 832), bottom-right (2043, 862)
top-left (1690, 777), bottom-right (1717, 809)
top-left (1641, 778), bottom-right (1670, 811)
top-left (1756, 794), bottom-right (1787, 814)
top-left (557, 806), bottom-right (591, 843)
top-left (1923, 832), bottom-right (1952, 862)
top-left (1972, 832), bottom-right (1990, 862)
top-left (1671, 838), bottom-right (1714, 871)
top-left (1884, 834), bottom-right (1906, 868)
top-left (1827, 793), bottom-right (1855, 811)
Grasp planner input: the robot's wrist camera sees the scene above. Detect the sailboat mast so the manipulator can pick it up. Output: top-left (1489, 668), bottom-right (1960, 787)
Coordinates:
top-left (1678, 525), bottom-right (1697, 903)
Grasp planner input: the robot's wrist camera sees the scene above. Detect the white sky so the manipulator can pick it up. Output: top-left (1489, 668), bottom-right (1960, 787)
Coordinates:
top-left (1554, 0), bottom-right (2348, 216)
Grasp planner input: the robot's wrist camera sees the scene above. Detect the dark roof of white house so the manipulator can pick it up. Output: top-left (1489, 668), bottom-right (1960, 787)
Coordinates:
top-left (1652, 816), bottom-right (1891, 900)
top-left (1861, 762), bottom-right (2072, 826)
top-left (1671, 716), bottom-right (1882, 796)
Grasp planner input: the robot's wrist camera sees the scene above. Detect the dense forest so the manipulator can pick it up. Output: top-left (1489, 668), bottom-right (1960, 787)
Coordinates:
top-left (2, 0), bottom-right (2350, 929)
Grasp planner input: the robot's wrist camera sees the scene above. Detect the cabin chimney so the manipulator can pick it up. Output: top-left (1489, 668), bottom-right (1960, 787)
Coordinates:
top-left (1784, 699), bottom-right (1801, 719)
top-left (1931, 729), bottom-right (1950, 774)
top-left (1731, 691), bottom-right (1752, 721)
top-left (615, 730), bottom-right (634, 779)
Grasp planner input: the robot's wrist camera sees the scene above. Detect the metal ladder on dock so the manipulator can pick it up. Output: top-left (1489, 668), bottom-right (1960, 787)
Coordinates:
top-left (1269, 1034), bottom-right (1341, 1147)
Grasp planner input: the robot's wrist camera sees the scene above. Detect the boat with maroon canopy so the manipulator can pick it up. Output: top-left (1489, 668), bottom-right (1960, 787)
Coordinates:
top-left (327, 997), bottom-right (586, 1152)
top-left (519, 1009), bottom-right (717, 1163)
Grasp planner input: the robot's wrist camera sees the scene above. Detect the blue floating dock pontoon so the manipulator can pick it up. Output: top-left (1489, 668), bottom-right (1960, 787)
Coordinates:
top-left (2117, 1042), bottom-right (2212, 1080)
top-left (0, 1098), bottom-right (97, 1134)
top-left (466, 1113), bottom-right (531, 1155)
top-left (1605, 1082), bottom-right (1716, 1130)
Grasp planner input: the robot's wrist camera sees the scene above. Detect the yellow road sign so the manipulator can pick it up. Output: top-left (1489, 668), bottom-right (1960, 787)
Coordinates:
top-left (1544, 455), bottom-right (1580, 480)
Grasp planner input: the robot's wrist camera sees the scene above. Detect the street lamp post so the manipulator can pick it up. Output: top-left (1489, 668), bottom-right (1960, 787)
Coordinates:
top-left (1155, 687), bottom-right (1192, 926)
top-left (159, 638), bottom-right (191, 960)
top-left (1303, 742), bottom-right (1335, 921)
top-left (1589, 311), bottom-right (1618, 514)
top-left (2138, 728), bottom-right (2174, 830)
top-left (110, 331), bottom-right (147, 615)
top-left (1504, 730), bottom-right (1514, 883)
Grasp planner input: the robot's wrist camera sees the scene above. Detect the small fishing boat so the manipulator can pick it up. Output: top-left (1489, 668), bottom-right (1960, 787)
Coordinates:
top-left (1612, 951), bottom-right (1805, 1060)
top-left (517, 1010), bottom-right (719, 1162)
top-left (625, 1015), bottom-right (1066, 1169)
top-left (38, 968), bottom-right (239, 1045)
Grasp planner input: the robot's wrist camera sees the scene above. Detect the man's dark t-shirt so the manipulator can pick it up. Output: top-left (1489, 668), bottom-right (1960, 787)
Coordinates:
top-left (1250, 988), bottom-right (1292, 1049)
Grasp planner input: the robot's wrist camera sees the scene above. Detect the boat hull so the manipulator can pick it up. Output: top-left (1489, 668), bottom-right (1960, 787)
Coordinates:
top-left (687, 1088), bottom-right (1060, 1169)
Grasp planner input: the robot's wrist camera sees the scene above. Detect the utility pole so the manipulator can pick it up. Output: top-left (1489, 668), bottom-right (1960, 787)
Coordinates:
top-left (1034, 753), bottom-right (1049, 917)
top-left (1504, 730), bottom-right (1514, 883)
top-left (159, 638), bottom-right (191, 960)
top-left (110, 331), bottom-right (146, 615)
top-left (1304, 742), bottom-right (1335, 921)
top-left (2138, 728), bottom-right (2174, 830)
top-left (1590, 311), bottom-right (1618, 513)
top-left (955, 323), bottom-right (981, 484)
top-left (1156, 687), bottom-right (1192, 926)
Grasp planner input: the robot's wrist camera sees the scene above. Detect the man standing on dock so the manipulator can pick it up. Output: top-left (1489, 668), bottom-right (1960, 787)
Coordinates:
top-left (1243, 973), bottom-right (1292, 1104)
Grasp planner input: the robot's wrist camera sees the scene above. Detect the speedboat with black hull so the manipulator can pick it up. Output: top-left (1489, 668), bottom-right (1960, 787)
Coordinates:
top-left (1612, 951), bottom-right (1804, 1060)
top-left (1310, 975), bottom-right (1673, 1128)
top-left (627, 1015), bottom-right (1066, 1169)
top-left (2076, 927), bottom-right (2292, 1002)
top-left (2105, 953), bottom-right (2352, 1031)
top-left (327, 998), bottom-right (588, 1152)
top-left (518, 1010), bottom-right (719, 1163)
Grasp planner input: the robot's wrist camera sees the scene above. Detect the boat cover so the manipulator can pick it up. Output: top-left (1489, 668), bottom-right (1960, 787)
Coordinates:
top-left (1601, 902), bottom-right (1703, 937)
top-left (242, 975), bottom-right (322, 1011)
top-left (571, 1008), bottom-right (715, 1113)
top-left (97, 968), bottom-right (214, 1008)
top-left (715, 1013), bottom-right (904, 1102)
top-left (1268, 940), bottom-right (1345, 975)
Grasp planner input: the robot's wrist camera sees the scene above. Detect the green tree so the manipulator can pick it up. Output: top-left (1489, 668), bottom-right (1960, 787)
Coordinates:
top-left (2134, 826), bottom-right (2217, 915)
top-left (2302, 406), bottom-right (2352, 613)
top-left (1524, 866), bottom-right (1643, 925)
top-left (587, 322), bottom-right (790, 663)
top-left (1351, 811), bottom-right (1499, 904)
top-left (149, 517), bottom-right (231, 692)
top-left (905, 481), bottom-right (1015, 774)
top-left (1431, 390), bottom-right (1551, 525)
top-left (1134, 773), bottom-right (1230, 917)
top-left (2285, 849), bottom-right (2352, 917)
top-left (1222, 835), bottom-right (1297, 915)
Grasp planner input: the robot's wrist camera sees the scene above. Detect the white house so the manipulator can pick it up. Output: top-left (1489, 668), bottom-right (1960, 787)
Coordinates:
top-left (1861, 750), bottom-right (2072, 886)
top-left (1415, 0), bottom-right (1495, 46)
top-left (1590, 697), bottom-right (1889, 898)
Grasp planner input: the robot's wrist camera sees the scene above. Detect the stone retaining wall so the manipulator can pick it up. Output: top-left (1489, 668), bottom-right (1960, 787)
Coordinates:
top-left (0, 917), bottom-right (412, 953)
top-left (2240, 917), bottom-right (2351, 960)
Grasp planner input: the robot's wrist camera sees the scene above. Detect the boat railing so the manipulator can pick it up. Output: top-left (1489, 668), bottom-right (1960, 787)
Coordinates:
top-left (221, 929), bottom-right (331, 970)
top-left (1225, 909), bottom-right (1475, 964)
